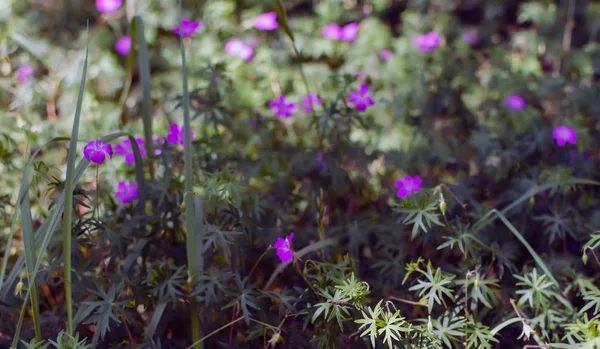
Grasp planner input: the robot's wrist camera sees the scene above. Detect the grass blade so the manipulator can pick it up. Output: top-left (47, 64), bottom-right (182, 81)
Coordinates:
top-left (145, 300), bottom-right (168, 341)
top-left (133, 16), bottom-right (154, 168)
top-left (61, 34), bottom-right (89, 338)
top-left (20, 186), bottom-right (41, 341)
top-left (178, 6), bottom-right (202, 347)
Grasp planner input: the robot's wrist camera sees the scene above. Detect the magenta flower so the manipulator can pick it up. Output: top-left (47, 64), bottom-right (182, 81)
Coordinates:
top-left (173, 19), bottom-right (201, 37)
top-left (348, 83), bottom-right (375, 112)
top-left (152, 135), bottom-right (165, 155)
top-left (379, 49), bottom-right (394, 61)
top-left (225, 39), bottom-right (254, 61)
top-left (96, 0), bottom-right (121, 13)
top-left (115, 137), bottom-right (146, 164)
top-left (273, 232), bottom-right (294, 263)
top-left (166, 124), bottom-right (195, 145)
top-left (552, 125), bottom-right (577, 147)
top-left (411, 32), bottom-right (440, 52)
top-left (254, 12), bottom-right (278, 31)
top-left (321, 22), bottom-right (360, 41)
top-left (83, 140), bottom-right (113, 165)
top-left (395, 176), bottom-right (422, 198)
top-left (504, 95), bottom-right (526, 111)
top-left (269, 95), bottom-right (297, 118)
top-left (114, 181), bottom-right (138, 204)
top-left (301, 92), bottom-right (322, 113)
top-left (16, 65), bottom-right (34, 84)
top-left (114, 36), bottom-right (131, 56)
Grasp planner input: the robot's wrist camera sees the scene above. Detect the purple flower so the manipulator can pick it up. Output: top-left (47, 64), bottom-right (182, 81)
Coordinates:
top-left (254, 12), bottom-right (278, 31)
top-left (321, 22), bottom-right (360, 41)
top-left (166, 124), bottom-right (195, 145)
top-left (173, 19), bottom-right (201, 37)
top-left (16, 65), bottom-right (34, 84)
top-left (348, 83), bottom-right (375, 112)
top-left (152, 135), bottom-right (165, 155)
top-left (273, 232), bottom-right (294, 263)
top-left (411, 32), bottom-right (440, 52)
top-left (379, 49), bottom-right (394, 61)
top-left (552, 125), bottom-right (577, 147)
top-left (394, 176), bottom-right (422, 198)
top-left (83, 140), bottom-right (113, 165)
top-left (269, 95), bottom-right (297, 118)
top-left (114, 181), bottom-right (138, 204)
top-left (115, 137), bottom-right (146, 164)
top-left (504, 95), bottom-right (526, 111)
top-left (114, 36), bottom-right (131, 56)
top-left (462, 31), bottom-right (478, 45)
top-left (301, 92), bottom-right (322, 113)
top-left (225, 39), bottom-right (254, 61)
top-left (96, 0), bottom-right (121, 13)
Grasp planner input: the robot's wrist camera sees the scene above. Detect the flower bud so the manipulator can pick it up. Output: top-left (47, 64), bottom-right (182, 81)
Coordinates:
top-left (474, 278), bottom-right (479, 288)
top-left (582, 254), bottom-right (588, 265)
top-left (180, 202), bottom-right (186, 212)
top-left (529, 196), bottom-right (535, 206)
top-left (14, 279), bottom-right (24, 297)
top-left (427, 315), bottom-right (433, 332)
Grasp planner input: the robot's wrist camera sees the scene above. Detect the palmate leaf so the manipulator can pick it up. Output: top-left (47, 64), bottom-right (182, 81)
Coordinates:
top-left (223, 274), bottom-right (260, 325)
top-left (395, 200), bottom-right (444, 239)
top-left (202, 223), bottom-right (242, 261)
top-left (311, 289), bottom-right (352, 331)
top-left (533, 207), bottom-right (576, 244)
top-left (455, 272), bottom-right (500, 309)
top-left (355, 300), bottom-right (384, 348)
top-left (78, 282), bottom-right (129, 343)
top-left (432, 313), bottom-right (466, 348)
top-left (465, 320), bottom-right (498, 349)
top-left (408, 262), bottom-right (456, 312)
top-left (514, 268), bottom-right (557, 310)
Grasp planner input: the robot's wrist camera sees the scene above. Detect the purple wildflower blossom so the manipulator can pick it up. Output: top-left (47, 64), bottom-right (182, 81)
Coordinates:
top-left (340, 22), bottom-right (359, 41)
top-left (269, 95), bottom-right (297, 118)
top-left (552, 125), bottom-right (577, 147)
top-left (321, 22), bottom-right (359, 41)
top-left (152, 135), bottom-right (165, 155)
top-left (166, 124), bottom-right (195, 145)
top-left (114, 36), bottom-right (131, 56)
top-left (348, 83), bottom-right (375, 112)
top-left (504, 95), bottom-right (526, 111)
top-left (96, 0), bottom-right (121, 13)
top-left (225, 39), bottom-right (254, 61)
top-left (173, 19), bottom-right (201, 37)
top-left (254, 12), bottom-right (278, 31)
top-left (83, 140), bottom-right (113, 165)
top-left (16, 65), bottom-right (34, 84)
top-left (411, 32), bottom-right (440, 52)
top-left (114, 181), bottom-right (138, 204)
top-left (379, 49), bottom-right (394, 61)
top-left (301, 92), bottom-right (322, 113)
top-left (115, 137), bottom-right (146, 164)
top-left (273, 232), bottom-right (294, 263)
top-left (395, 176), bottom-right (422, 198)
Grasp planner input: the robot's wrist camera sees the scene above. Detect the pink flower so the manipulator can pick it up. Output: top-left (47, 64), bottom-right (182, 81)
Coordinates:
top-left (83, 140), bottom-right (113, 165)
top-left (269, 95), bottom-right (297, 118)
top-left (115, 137), bottom-right (146, 164)
top-left (173, 19), bottom-right (201, 37)
top-left (152, 135), bottom-right (165, 155)
top-left (225, 39), bottom-right (254, 61)
top-left (321, 22), bottom-right (360, 41)
top-left (114, 181), bottom-right (138, 204)
top-left (273, 233), bottom-right (294, 263)
top-left (96, 0), bottom-right (122, 13)
top-left (301, 92), bottom-right (322, 113)
top-left (254, 12), bottom-right (278, 31)
top-left (395, 176), bottom-right (422, 198)
top-left (552, 125), bottom-right (577, 147)
top-left (411, 32), bottom-right (440, 52)
top-left (114, 36), bottom-right (131, 56)
top-left (166, 124), bottom-right (195, 145)
top-left (504, 95), bottom-right (526, 111)
top-left (16, 65), bottom-right (34, 84)
top-left (379, 49), bottom-right (394, 61)
top-left (348, 83), bottom-right (375, 112)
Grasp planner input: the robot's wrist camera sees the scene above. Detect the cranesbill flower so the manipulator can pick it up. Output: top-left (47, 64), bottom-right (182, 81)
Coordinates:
top-left (269, 95), bottom-right (297, 118)
top-left (411, 32), bottom-right (440, 52)
top-left (114, 36), bottom-right (131, 56)
top-left (225, 39), bottom-right (254, 61)
top-left (254, 12), bottom-right (278, 31)
top-left (322, 22), bottom-right (360, 41)
top-left (173, 19), bottom-right (201, 37)
top-left (83, 140), bottom-right (113, 165)
top-left (395, 176), bottom-right (422, 198)
top-left (273, 232), bottom-right (294, 263)
top-left (340, 22), bottom-right (359, 41)
top-left (552, 125), bottom-right (577, 147)
top-left (504, 95), bottom-right (526, 111)
top-left (16, 65), bottom-right (34, 84)
top-left (166, 124), bottom-right (195, 145)
top-left (348, 83), bottom-right (375, 112)
top-left (152, 135), bottom-right (165, 155)
top-left (301, 92), bottom-right (321, 113)
top-left (96, 0), bottom-right (121, 13)
top-left (114, 181), bottom-right (138, 204)
top-left (379, 49), bottom-right (394, 61)
top-left (115, 137), bottom-right (146, 164)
